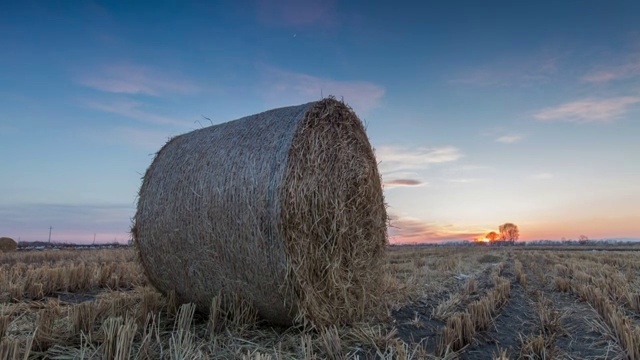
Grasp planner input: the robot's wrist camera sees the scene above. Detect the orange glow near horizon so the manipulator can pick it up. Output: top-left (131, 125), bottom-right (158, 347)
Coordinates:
top-left (386, 215), bottom-right (640, 244)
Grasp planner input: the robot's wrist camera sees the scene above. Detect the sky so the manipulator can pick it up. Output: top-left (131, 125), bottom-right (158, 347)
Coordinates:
top-left (1, 1), bottom-right (639, 244)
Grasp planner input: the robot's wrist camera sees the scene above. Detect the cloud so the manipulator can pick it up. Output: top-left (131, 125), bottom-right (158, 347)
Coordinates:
top-left (445, 164), bottom-right (493, 172)
top-left (78, 64), bottom-right (199, 96)
top-left (495, 134), bottom-right (523, 144)
top-left (388, 214), bottom-right (484, 244)
top-left (86, 100), bottom-right (190, 126)
top-left (256, 0), bottom-right (337, 28)
top-left (376, 145), bottom-right (462, 174)
top-left (0, 203), bottom-right (134, 243)
top-left (534, 97), bottom-right (640, 123)
top-left (531, 173), bottom-right (553, 180)
top-left (449, 53), bottom-right (560, 87)
top-left (582, 57), bottom-right (640, 83)
top-left (113, 126), bottom-right (176, 151)
top-left (261, 67), bottom-right (384, 114)
top-left (384, 179), bottom-right (425, 189)
top-left (447, 178), bottom-right (481, 184)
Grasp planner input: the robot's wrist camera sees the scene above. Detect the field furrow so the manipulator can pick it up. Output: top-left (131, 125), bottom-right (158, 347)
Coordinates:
top-left (519, 251), bottom-right (621, 359)
top-left (460, 258), bottom-right (537, 359)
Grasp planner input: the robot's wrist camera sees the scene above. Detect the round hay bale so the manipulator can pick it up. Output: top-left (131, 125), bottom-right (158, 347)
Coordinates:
top-left (0, 237), bottom-right (17, 253)
top-left (133, 97), bottom-right (388, 327)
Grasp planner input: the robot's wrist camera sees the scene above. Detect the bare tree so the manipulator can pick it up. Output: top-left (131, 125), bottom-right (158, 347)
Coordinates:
top-left (578, 235), bottom-right (589, 245)
top-left (486, 231), bottom-right (499, 242)
top-left (499, 223), bottom-right (520, 244)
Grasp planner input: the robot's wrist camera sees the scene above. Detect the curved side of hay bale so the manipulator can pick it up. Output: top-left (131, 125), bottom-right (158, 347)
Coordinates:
top-left (133, 98), bottom-right (387, 326)
top-left (0, 237), bottom-right (17, 253)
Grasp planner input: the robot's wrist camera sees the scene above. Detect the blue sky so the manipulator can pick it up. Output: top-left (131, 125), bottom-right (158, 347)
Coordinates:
top-left (1, 0), bottom-right (639, 243)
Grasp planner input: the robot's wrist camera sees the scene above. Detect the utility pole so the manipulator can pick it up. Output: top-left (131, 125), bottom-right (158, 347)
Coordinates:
top-left (93, 233), bottom-right (96, 245)
top-left (48, 226), bottom-right (52, 243)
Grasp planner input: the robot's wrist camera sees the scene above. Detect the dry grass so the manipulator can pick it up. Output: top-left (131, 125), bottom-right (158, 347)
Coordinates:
top-left (3, 245), bottom-right (639, 359)
top-left (542, 249), bottom-right (640, 360)
top-left (518, 292), bottom-right (562, 359)
top-left (514, 259), bottom-right (526, 290)
top-left (435, 261), bottom-right (511, 356)
top-left (0, 250), bottom-right (450, 359)
top-left (0, 245), bottom-right (508, 359)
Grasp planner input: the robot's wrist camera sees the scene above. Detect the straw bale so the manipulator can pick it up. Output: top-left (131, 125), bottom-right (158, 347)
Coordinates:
top-left (132, 97), bottom-right (388, 326)
top-left (0, 237), bottom-right (17, 253)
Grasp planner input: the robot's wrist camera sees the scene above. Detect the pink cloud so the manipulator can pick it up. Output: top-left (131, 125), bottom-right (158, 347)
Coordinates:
top-left (12, 230), bottom-right (130, 245)
top-left (582, 56), bottom-right (640, 83)
top-left (384, 179), bottom-right (424, 189)
top-left (78, 64), bottom-right (199, 96)
top-left (388, 214), bottom-right (485, 244)
top-left (376, 145), bottom-right (462, 174)
top-left (85, 100), bottom-right (189, 126)
top-left (261, 67), bottom-right (384, 114)
top-left (256, 0), bottom-right (337, 28)
top-left (534, 96), bottom-right (640, 123)
top-left (0, 203), bottom-right (133, 244)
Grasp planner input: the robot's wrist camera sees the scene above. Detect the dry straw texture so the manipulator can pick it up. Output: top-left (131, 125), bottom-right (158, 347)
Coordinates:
top-left (133, 98), bottom-right (388, 327)
top-left (0, 237), bottom-right (17, 253)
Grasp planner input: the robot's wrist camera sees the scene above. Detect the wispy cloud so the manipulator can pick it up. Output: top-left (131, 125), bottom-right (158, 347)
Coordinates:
top-left (261, 67), bottom-right (384, 114)
top-left (384, 179), bottom-right (425, 189)
top-left (113, 126), bottom-right (176, 151)
top-left (376, 146), bottom-right (462, 174)
top-left (450, 53), bottom-right (560, 87)
top-left (445, 164), bottom-right (493, 172)
top-left (447, 178), bottom-right (482, 184)
top-left (0, 203), bottom-right (134, 243)
top-left (495, 134), bottom-right (524, 144)
top-left (534, 97), bottom-right (640, 123)
top-left (582, 56), bottom-right (640, 83)
top-left (388, 213), bottom-right (484, 243)
top-left (256, 0), bottom-right (337, 28)
top-left (78, 63), bottom-right (199, 96)
top-left (85, 100), bottom-right (190, 126)
top-left (531, 172), bottom-right (553, 180)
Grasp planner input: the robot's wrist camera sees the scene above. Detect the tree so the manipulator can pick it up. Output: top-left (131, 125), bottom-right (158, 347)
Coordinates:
top-left (499, 223), bottom-right (519, 244)
top-left (578, 235), bottom-right (589, 245)
top-left (485, 231), bottom-right (499, 242)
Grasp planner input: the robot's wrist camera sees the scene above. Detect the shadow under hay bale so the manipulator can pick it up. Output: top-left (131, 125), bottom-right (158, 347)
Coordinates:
top-left (0, 237), bottom-right (17, 253)
top-left (132, 97), bottom-right (388, 327)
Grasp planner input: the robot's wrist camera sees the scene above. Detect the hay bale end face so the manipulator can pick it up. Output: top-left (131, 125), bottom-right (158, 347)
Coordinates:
top-left (0, 237), bottom-right (17, 253)
top-left (133, 98), bottom-right (388, 327)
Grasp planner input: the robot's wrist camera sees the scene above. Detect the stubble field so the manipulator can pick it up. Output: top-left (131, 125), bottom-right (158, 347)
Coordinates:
top-left (1, 245), bottom-right (639, 359)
